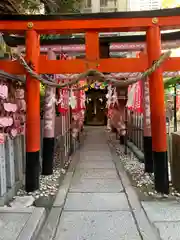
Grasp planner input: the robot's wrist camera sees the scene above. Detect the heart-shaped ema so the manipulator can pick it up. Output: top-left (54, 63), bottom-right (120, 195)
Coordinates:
top-left (3, 103), bottom-right (17, 113)
top-left (0, 117), bottom-right (13, 127)
top-left (10, 128), bottom-right (17, 139)
top-left (0, 85), bottom-right (8, 100)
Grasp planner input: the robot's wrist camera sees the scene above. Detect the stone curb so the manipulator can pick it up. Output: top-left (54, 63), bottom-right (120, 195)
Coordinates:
top-left (17, 207), bottom-right (46, 240)
top-left (53, 172), bottom-right (74, 207)
top-left (127, 140), bottom-right (144, 163)
top-left (37, 149), bottom-right (81, 240)
top-left (108, 140), bottom-right (161, 240)
top-left (37, 208), bottom-right (62, 240)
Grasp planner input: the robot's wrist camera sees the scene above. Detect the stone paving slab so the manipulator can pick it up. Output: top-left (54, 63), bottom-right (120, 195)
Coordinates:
top-left (142, 201), bottom-right (180, 222)
top-left (154, 221), bottom-right (180, 240)
top-left (69, 178), bottom-right (123, 193)
top-left (79, 155), bottom-right (112, 161)
top-left (0, 212), bottom-right (30, 240)
top-left (80, 151), bottom-right (112, 157)
top-left (82, 144), bottom-right (109, 148)
top-left (0, 207), bottom-right (45, 240)
top-left (73, 169), bottom-right (119, 179)
top-left (142, 201), bottom-right (180, 240)
top-left (64, 192), bottom-right (130, 211)
top-left (76, 160), bottom-right (115, 169)
top-left (54, 211), bottom-right (141, 240)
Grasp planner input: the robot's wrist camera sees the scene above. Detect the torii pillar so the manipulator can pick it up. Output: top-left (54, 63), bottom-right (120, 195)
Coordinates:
top-left (42, 49), bottom-right (56, 175)
top-left (25, 29), bottom-right (40, 192)
top-left (146, 26), bottom-right (169, 194)
top-left (139, 51), bottom-right (153, 173)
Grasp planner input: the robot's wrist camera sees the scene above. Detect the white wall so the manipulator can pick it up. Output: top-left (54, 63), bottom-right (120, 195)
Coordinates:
top-left (128, 0), bottom-right (161, 11)
top-left (117, 0), bottom-right (128, 11)
top-left (92, 0), bottom-right (100, 12)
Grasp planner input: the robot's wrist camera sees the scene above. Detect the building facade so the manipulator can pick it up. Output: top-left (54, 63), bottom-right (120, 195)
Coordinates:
top-left (82, 0), bottom-right (128, 13)
top-left (82, 0), bottom-right (162, 13)
top-left (128, 0), bottom-right (161, 11)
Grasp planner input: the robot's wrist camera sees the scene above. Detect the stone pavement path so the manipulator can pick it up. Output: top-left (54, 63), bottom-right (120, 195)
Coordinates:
top-left (38, 127), bottom-right (160, 240)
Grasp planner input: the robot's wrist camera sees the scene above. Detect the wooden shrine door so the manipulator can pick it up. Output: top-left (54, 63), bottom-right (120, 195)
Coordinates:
top-left (85, 89), bottom-right (107, 126)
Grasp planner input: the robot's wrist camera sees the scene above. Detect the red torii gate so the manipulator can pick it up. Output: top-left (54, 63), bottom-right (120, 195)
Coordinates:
top-left (0, 9), bottom-right (180, 194)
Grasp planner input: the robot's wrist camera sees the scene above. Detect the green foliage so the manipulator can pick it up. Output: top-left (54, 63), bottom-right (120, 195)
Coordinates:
top-left (47, 0), bottom-right (82, 13)
top-left (20, 0), bottom-right (42, 13)
top-left (2, 0), bottom-right (83, 14)
top-left (162, 0), bottom-right (180, 8)
top-left (40, 83), bottom-right (45, 96)
top-left (41, 34), bottom-right (74, 40)
top-left (164, 77), bottom-right (180, 89)
top-left (41, 0), bottom-right (82, 14)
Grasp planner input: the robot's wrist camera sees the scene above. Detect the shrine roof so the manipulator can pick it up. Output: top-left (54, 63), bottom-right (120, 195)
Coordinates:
top-left (0, 7), bottom-right (180, 21)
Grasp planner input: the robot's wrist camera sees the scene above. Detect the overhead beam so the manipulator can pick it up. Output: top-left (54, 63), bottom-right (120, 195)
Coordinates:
top-left (0, 58), bottom-right (147, 74)
top-left (1, 16), bottom-right (180, 33)
top-left (162, 57), bottom-right (180, 72)
top-left (0, 57), bottom-right (180, 75)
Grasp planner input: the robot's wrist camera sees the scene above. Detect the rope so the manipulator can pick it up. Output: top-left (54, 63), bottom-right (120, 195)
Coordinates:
top-left (76, 50), bottom-right (172, 90)
top-left (54, 71), bottom-right (180, 81)
top-left (110, 71), bottom-right (180, 79)
top-left (14, 50), bottom-right (171, 90)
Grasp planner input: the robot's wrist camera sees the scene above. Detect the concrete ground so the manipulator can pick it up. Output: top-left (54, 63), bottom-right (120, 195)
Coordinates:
top-left (0, 206), bottom-right (45, 240)
top-left (142, 201), bottom-right (180, 240)
top-left (38, 127), bottom-right (160, 240)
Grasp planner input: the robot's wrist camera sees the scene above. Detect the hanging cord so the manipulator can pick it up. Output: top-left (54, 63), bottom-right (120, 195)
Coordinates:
top-left (13, 50), bottom-right (171, 90)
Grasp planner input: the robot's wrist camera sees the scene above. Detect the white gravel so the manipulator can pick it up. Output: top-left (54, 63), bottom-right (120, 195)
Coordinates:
top-left (15, 148), bottom-right (72, 203)
top-left (108, 132), bottom-right (180, 200)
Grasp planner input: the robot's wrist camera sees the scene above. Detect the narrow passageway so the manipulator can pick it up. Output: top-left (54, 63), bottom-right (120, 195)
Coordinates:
top-left (53, 127), bottom-right (142, 240)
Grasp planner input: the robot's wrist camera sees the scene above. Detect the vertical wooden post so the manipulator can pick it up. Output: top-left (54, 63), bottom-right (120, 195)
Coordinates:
top-left (174, 85), bottom-right (177, 132)
top-left (76, 85), bottom-right (81, 147)
top-left (42, 49), bottom-right (56, 175)
top-left (25, 29), bottom-right (40, 192)
top-left (146, 26), bottom-right (169, 194)
top-left (139, 51), bottom-right (153, 173)
top-left (85, 31), bottom-right (99, 61)
top-left (142, 77), bottom-right (153, 173)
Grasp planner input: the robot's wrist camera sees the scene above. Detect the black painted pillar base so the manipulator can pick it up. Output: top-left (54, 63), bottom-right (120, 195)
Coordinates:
top-left (120, 136), bottom-right (125, 145)
top-left (25, 151), bottom-right (40, 192)
top-left (143, 136), bottom-right (153, 173)
top-left (153, 151), bottom-right (169, 194)
top-left (42, 137), bottom-right (55, 175)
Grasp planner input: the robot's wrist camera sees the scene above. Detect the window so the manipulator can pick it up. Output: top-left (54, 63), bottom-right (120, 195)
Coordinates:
top-left (84, 0), bottom-right (91, 7)
top-left (100, 0), bottom-right (108, 7)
